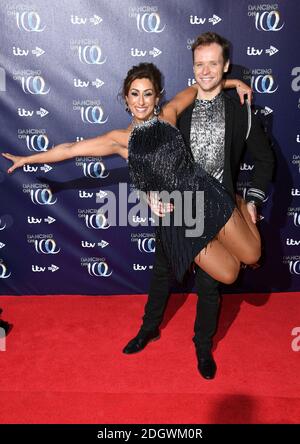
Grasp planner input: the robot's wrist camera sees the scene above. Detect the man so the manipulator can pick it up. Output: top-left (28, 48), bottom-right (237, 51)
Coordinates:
top-left (123, 32), bottom-right (274, 379)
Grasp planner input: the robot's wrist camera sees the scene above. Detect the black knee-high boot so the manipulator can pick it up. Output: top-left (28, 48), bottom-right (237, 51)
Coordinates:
top-left (193, 267), bottom-right (220, 351)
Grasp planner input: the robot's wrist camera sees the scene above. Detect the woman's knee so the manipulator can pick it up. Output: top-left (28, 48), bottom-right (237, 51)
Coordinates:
top-left (241, 244), bottom-right (261, 265)
top-left (222, 271), bottom-right (239, 285)
top-left (219, 264), bottom-right (240, 285)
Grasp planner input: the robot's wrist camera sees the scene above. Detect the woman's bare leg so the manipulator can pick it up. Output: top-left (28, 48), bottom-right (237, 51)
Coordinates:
top-left (216, 206), bottom-right (261, 265)
top-left (191, 195), bottom-right (262, 284)
top-left (194, 239), bottom-right (240, 284)
top-left (193, 196), bottom-right (261, 282)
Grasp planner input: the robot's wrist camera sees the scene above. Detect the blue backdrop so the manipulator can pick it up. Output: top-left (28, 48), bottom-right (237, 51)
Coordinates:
top-left (0, 0), bottom-right (299, 295)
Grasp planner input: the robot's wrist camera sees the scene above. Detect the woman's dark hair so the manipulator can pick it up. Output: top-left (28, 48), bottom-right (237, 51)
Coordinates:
top-left (122, 63), bottom-right (163, 98)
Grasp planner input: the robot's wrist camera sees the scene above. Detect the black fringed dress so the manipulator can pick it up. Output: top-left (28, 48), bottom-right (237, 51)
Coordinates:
top-left (128, 117), bottom-right (235, 281)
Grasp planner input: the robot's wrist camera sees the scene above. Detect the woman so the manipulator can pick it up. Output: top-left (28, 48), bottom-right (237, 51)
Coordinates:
top-left (2, 63), bottom-right (259, 284)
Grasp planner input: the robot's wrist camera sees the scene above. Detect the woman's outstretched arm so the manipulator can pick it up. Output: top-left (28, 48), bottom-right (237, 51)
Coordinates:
top-left (2, 129), bottom-right (129, 174)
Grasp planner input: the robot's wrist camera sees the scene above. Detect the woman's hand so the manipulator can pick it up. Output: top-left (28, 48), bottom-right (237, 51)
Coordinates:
top-left (235, 81), bottom-right (252, 105)
top-left (2, 153), bottom-right (26, 173)
top-left (224, 78), bottom-right (253, 105)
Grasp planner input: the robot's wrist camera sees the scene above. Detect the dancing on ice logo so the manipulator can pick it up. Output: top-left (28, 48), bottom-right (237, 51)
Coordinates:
top-left (248, 4), bottom-right (284, 31)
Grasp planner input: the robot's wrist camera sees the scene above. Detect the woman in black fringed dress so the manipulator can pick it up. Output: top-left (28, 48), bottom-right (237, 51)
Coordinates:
top-left (3, 63), bottom-right (260, 284)
top-left (128, 115), bottom-right (237, 282)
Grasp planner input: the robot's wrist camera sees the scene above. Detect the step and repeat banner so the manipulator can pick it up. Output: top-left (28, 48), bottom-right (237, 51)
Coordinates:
top-left (0, 0), bottom-right (299, 295)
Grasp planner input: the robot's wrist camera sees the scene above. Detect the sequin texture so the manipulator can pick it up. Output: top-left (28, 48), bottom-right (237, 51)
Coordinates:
top-left (190, 92), bottom-right (225, 183)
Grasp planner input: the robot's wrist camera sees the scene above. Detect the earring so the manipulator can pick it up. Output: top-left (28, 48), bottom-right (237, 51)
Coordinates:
top-left (125, 104), bottom-right (135, 117)
top-left (154, 104), bottom-right (160, 116)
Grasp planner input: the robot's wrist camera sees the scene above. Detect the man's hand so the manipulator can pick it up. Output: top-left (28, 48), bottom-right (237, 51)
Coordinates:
top-left (246, 201), bottom-right (258, 224)
top-left (146, 192), bottom-right (174, 217)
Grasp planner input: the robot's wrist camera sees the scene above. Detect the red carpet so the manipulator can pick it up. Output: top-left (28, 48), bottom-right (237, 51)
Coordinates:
top-left (0, 292), bottom-right (299, 424)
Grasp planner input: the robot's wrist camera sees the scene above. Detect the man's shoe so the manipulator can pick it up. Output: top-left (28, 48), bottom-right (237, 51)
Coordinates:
top-left (196, 348), bottom-right (217, 379)
top-left (123, 329), bottom-right (160, 354)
